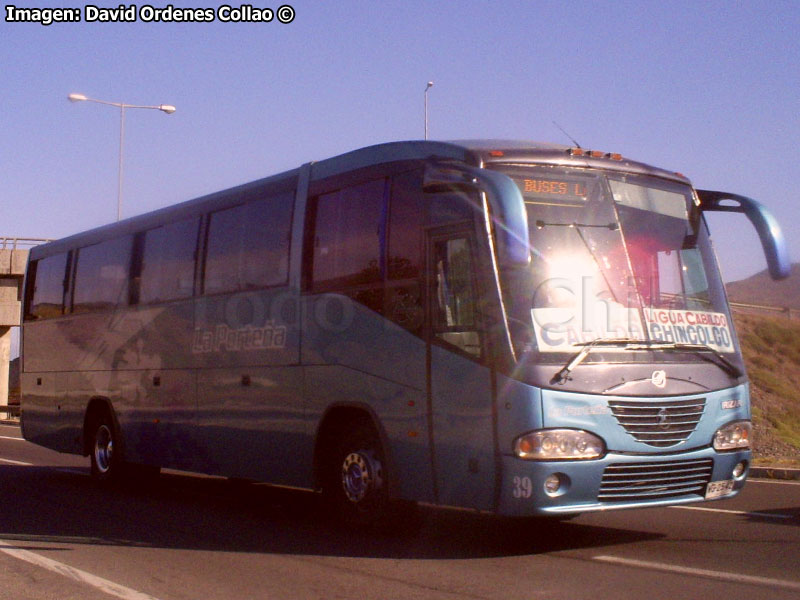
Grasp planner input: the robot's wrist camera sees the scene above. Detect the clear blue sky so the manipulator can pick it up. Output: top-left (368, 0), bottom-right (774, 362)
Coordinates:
top-left (2, 0), bottom-right (798, 285)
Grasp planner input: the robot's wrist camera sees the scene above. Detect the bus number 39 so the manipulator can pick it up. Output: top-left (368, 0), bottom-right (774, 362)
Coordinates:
top-left (512, 476), bottom-right (533, 499)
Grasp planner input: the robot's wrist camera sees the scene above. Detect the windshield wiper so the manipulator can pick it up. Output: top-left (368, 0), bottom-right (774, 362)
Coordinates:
top-left (640, 342), bottom-right (743, 379)
top-left (550, 339), bottom-right (742, 385)
top-left (535, 220), bottom-right (618, 230)
top-left (551, 338), bottom-right (646, 384)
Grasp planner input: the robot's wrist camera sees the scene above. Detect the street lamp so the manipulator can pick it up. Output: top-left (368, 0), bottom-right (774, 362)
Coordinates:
top-left (68, 93), bottom-right (176, 221)
top-left (424, 81), bottom-right (433, 140)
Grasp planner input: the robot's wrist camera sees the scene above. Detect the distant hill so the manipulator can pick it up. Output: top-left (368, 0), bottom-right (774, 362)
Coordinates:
top-left (725, 264), bottom-right (800, 310)
top-left (733, 312), bottom-right (800, 465)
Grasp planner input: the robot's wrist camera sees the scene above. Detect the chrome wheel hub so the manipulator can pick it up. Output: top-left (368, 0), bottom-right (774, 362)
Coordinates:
top-left (94, 425), bottom-right (113, 474)
top-left (341, 450), bottom-right (382, 503)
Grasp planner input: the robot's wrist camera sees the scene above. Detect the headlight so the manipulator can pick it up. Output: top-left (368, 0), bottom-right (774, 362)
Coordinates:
top-left (713, 420), bottom-right (751, 451)
top-left (514, 429), bottom-right (605, 460)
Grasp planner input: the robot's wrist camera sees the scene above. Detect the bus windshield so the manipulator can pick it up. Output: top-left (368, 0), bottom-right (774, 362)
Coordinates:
top-left (494, 166), bottom-right (736, 362)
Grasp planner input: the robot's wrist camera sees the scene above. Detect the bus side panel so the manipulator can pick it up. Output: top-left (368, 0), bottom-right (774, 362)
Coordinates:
top-left (192, 288), bottom-right (307, 485)
top-left (22, 315), bottom-right (99, 454)
top-left (117, 368), bottom-right (196, 470)
top-left (302, 295), bottom-right (434, 503)
top-left (104, 302), bottom-right (197, 469)
top-left (194, 366), bottom-right (307, 485)
top-left (495, 374), bottom-right (543, 456)
top-left (20, 368), bottom-right (77, 454)
top-left (23, 301), bottom-right (199, 467)
top-left (429, 344), bottom-right (496, 511)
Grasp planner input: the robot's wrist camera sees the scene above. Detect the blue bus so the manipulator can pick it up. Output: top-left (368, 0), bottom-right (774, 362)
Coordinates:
top-left (20, 140), bottom-right (789, 524)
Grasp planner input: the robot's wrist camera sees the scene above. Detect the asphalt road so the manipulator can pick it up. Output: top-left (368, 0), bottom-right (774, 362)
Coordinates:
top-left (0, 422), bottom-right (798, 600)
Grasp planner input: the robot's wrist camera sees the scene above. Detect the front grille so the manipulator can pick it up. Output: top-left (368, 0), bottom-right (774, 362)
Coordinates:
top-left (608, 397), bottom-right (706, 447)
top-left (599, 458), bottom-right (713, 502)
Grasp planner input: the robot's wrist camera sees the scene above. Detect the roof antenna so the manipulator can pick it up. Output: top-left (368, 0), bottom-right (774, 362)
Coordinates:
top-left (552, 121), bottom-right (582, 149)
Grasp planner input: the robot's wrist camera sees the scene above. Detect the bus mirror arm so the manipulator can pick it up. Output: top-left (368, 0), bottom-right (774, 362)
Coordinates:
top-left (424, 162), bottom-right (531, 268)
top-left (697, 189), bottom-right (791, 280)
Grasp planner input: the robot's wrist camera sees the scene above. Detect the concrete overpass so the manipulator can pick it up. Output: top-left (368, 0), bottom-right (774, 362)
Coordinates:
top-left (1, 238), bottom-right (50, 408)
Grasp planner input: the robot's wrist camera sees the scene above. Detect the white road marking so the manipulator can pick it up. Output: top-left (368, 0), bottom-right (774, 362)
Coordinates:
top-left (0, 539), bottom-right (163, 600)
top-left (749, 478), bottom-right (800, 486)
top-left (593, 555), bottom-right (800, 592)
top-left (0, 435), bottom-right (24, 441)
top-left (670, 505), bottom-right (794, 520)
top-left (0, 458), bottom-right (33, 466)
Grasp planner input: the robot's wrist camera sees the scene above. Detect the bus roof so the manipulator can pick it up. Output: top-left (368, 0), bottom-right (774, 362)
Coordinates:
top-left (310, 139), bottom-right (689, 184)
top-left (31, 139), bottom-right (691, 260)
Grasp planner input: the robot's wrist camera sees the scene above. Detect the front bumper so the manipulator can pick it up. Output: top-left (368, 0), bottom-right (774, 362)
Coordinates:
top-left (497, 446), bottom-right (750, 517)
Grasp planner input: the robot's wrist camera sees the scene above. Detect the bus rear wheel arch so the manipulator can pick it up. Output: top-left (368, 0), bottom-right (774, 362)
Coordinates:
top-left (84, 402), bottom-right (161, 484)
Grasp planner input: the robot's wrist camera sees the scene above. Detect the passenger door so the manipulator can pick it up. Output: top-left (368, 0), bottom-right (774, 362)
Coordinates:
top-left (427, 226), bottom-right (496, 511)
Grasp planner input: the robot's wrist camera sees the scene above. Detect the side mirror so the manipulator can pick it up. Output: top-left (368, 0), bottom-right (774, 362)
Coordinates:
top-left (697, 189), bottom-right (790, 280)
top-left (424, 163), bottom-right (530, 267)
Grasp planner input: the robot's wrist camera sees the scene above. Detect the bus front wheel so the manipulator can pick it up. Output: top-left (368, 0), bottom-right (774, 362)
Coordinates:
top-left (327, 426), bottom-right (390, 527)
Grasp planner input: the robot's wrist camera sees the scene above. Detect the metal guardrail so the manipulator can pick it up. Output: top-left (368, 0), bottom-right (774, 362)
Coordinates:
top-left (658, 293), bottom-right (797, 319)
top-left (0, 237), bottom-right (51, 250)
top-left (729, 300), bottom-right (798, 319)
top-left (0, 405), bottom-right (20, 420)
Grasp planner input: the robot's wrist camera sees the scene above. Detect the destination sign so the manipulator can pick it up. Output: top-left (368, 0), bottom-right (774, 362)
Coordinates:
top-left (518, 178), bottom-right (589, 203)
top-left (642, 308), bottom-right (734, 353)
top-left (531, 306), bottom-right (735, 353)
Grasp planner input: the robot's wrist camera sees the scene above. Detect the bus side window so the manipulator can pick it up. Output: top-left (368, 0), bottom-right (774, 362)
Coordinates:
top-left (203, 193), bottom-right (293, 295)
top-left (72, 237), bottom-right (133, 314)
top-left (432, 236), bottom-right (481, 358)
top-left (241, 192), bottom-right (293, 289)
top-left (25, 252), bottom-right (69, 320)
top-left (311, 178), bottom-right (386, 315)
top-left (386, 169), bottom-right (425, 334)
top-left (139, 217), bottom-right (200, 304)
top-left (429, 188), bottom-right (474, 226)
top-left (204, 204), bottom-right (247, 294)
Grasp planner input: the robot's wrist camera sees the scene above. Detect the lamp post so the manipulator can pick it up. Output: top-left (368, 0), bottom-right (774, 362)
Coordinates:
top-left (424, 81), bottom-right (433, 140)
top-left (68, 93), bottom-right (176, 222)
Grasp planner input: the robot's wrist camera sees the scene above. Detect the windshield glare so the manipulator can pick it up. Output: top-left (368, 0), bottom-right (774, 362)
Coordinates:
top-left (495, 166), bottom-right (736, 363)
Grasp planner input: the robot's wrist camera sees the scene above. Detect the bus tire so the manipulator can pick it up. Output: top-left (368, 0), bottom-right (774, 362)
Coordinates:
top-left (89, 411), bottom-right (124, 483)
top-left (326, 424), bottom-right (390, 528)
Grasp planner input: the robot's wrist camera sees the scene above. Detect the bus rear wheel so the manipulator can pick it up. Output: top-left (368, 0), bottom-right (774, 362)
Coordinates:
top-left (327, 426), bottom-right (390, 528)
top-left (89, 412), bottom-right (124, 483)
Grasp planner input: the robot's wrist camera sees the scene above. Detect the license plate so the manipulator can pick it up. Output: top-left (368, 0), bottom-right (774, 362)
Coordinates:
top-left (705, 479), bottom-right (734, 499)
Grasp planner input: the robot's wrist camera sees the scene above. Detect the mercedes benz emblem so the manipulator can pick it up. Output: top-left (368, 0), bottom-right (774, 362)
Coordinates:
top-left (651, 370), bottom-right (667, 388)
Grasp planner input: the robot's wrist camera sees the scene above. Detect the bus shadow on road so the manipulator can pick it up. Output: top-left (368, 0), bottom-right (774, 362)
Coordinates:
top-left (745, 507), bottom-right (800, 527)
top-left (0, 465), bottom-right (662, 560)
